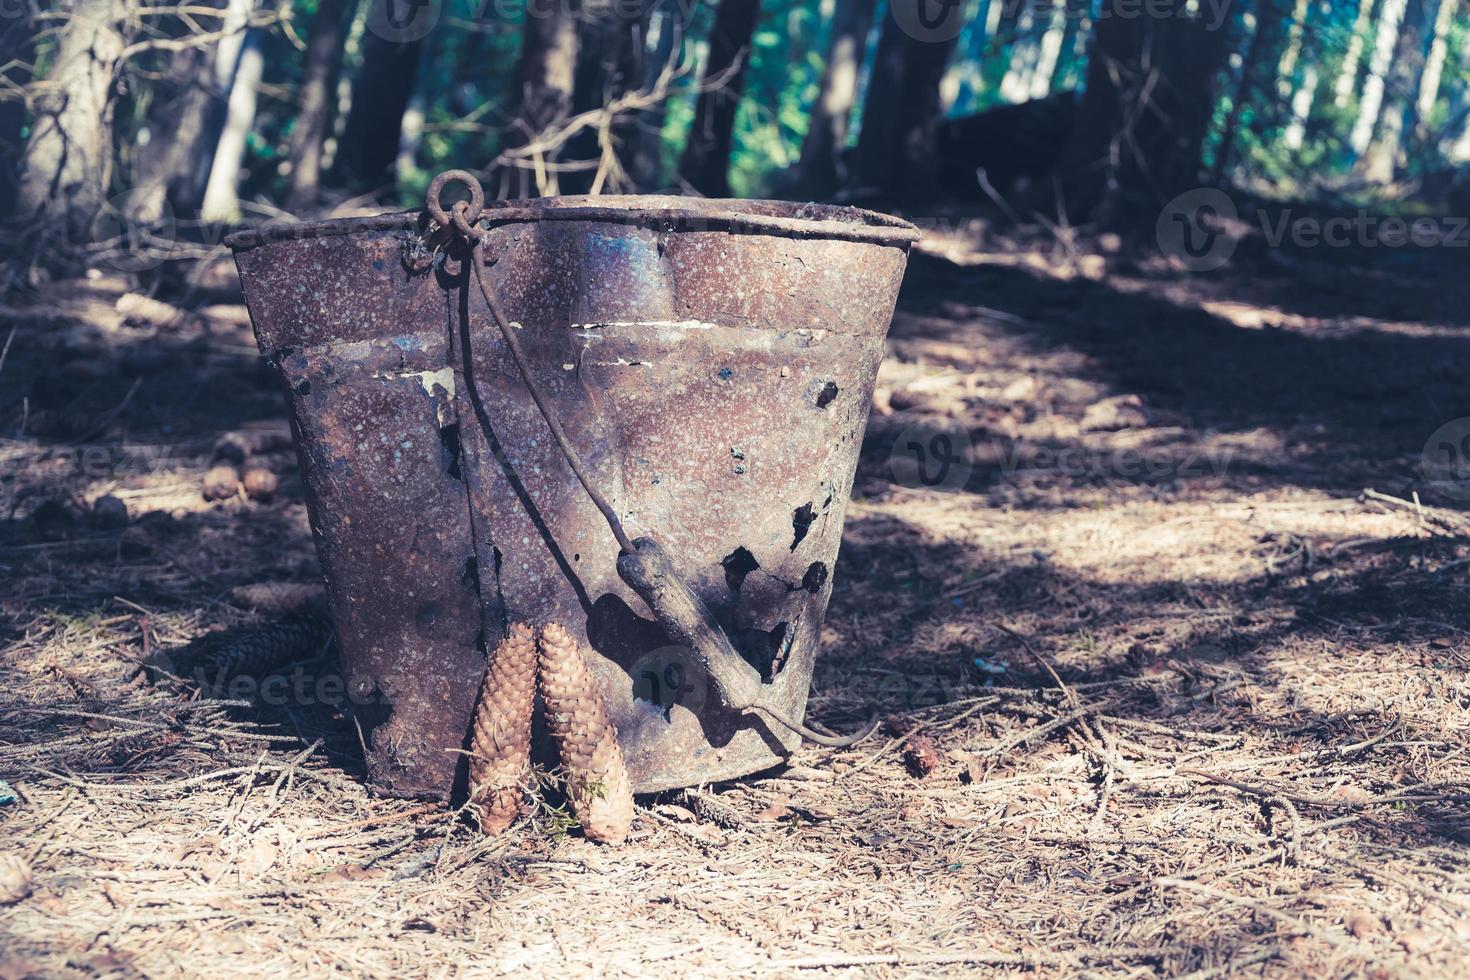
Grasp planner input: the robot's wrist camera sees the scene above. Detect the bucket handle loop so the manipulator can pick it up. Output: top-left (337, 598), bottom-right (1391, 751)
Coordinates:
top-left (428, 171), bottom-right (877, 749)
top-left (426, 169), bottom-right (484, 235)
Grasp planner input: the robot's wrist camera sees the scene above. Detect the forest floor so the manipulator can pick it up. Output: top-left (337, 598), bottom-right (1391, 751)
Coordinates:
top-left (3, 216), bottom-right (1470, 977)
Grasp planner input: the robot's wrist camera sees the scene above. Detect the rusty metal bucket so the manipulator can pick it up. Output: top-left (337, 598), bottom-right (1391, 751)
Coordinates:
top-left (227, 187), bottom-right (918, 798)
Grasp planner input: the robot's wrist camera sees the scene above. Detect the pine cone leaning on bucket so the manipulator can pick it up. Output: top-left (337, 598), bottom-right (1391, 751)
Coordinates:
top-left (467, 623), bottom-right (537, 835)
top-left (538, 623), bottom-right (634, 845)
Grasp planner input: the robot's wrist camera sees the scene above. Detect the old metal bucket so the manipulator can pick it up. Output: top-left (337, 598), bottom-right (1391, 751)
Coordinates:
top-left (227, 183), bottom-right (918, 798)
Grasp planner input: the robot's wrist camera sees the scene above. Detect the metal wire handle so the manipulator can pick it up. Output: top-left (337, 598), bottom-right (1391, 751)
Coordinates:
top-left (425, 170), bottom-right (877, 749)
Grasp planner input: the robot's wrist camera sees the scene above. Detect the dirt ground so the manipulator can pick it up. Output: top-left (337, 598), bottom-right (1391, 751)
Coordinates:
top-left (4, 220), bottom-right (1470, 977)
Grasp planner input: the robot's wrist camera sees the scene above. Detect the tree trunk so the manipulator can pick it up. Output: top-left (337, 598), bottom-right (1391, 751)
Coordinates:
top-left (678, 0), bottom-right (761, 197)
top-left (1283, 62), bottom-right (1319, 150)
top-left (127, 0), bottom-right (242, 224)
top-left (1057, 6), bottom-right (1091, 92)
top-left (497, 0), bottom-right (581, 198)
top-left (286, 0), bottom-right (351, 212)
top-left (999, 2), bottom-right (1038, 104)
top-left (396, 92), bottom-right (425, 182)
top-left (0, 2), bottom-right (36, 222)
top-left (1054, 0), bottom-right (1232, 222)
top-left (992, 0), bottom-right (1021, 47)
top-left (1027, 0), bottom-right (1069, 101)
top-left (1274, 0), bottom-right (1312, 85)
top-left (17, 0), bottom-right (125, 239)
top-left (1349, 0), bottom-right (1407, 156)
top-left (1333, 0), bottom-right (1377, 108)
top-left (939, 0), bottom-right (993, 114)
top-left (200, 26), bottom-right (266, 223)
top-left (1450, 32), bottom-right (1470, 161)
top-left (129, 48), bottom-right (217, 223)
top-left (1362, 0), bottom-right (1426, 180)
top-left (628, 0), bottom-right (685, 191)
top-left (794, 0), bottom-right (880, 197)
top-left (559, 0), bottom-right (651, 195)
top-left (177, 0), bottom-right (257, 211)
top-left (1414, 0), bottom-right (1455, 142)
top-left (847, 0), bottom-right (965, 204)
top-left (1212, 0), bottom-right (1286, 184)
top-left (335, 25), bottom-right (424, 196)
top-left (1454, 116), bottom-right (1470, 165)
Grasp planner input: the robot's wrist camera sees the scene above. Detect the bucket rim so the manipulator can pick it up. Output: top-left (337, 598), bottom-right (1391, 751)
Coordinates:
top-left (224, 194), bottom-right (922, 252)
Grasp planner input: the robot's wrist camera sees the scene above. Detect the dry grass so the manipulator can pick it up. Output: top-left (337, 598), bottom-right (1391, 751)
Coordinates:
top-left (4, 233), bottom-right (1470, 976)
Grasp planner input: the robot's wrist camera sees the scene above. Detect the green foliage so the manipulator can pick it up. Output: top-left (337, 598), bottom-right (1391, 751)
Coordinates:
top-left (658, 0), bottom-right (719, 187)
top-left (57, 0), bottom-right (1470, 217)
top-left (728, 0), bottom-right (831, 196)
top-left (398, 11), bottom-right (524, 201)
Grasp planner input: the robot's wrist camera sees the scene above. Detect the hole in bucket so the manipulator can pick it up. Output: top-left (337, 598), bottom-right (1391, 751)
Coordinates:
top-left (815, 381), bottom-right (839, 409)
top-left (721, 546), bottom-right (760, 594)
top-left (801, 561), bottom-right (829, 594)
top-left (438, 422), bottom-right (463, 480)
top-left (766, 621), bottom-right (791, 680)
top-left (488, 545), bottom-right (508, 614)
top-left (791, 503), bottom-right (816, 551)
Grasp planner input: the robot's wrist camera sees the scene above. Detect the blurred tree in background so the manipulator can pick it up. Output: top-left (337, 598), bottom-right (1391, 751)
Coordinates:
top-left (2, 0), bottom-right (1469, 274)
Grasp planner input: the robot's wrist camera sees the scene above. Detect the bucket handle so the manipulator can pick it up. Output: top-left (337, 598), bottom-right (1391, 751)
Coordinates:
top-left (426, 170), bottom-right (876, 749)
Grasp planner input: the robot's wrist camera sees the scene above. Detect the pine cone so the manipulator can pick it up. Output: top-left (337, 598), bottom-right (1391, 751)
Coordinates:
top-left (538, 623), bottom-right (634, 845)
top-left (242, 467), bottom-right (279, 502)
top-left (0, 853), bottom-right (33, 905)
top-left (202, 464), bottom-right (241, 501)
top-left (209, 609), bottom-right (335, 681)
top-left (229, 581), bottom-right (325, 616)
top-left (467, 622), bottom-right (537, 835)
